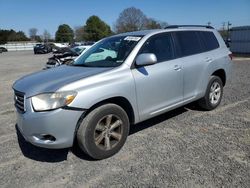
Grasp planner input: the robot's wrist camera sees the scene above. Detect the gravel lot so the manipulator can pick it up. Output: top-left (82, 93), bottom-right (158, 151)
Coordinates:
top-left (0, 51), bottom-right (249, 188)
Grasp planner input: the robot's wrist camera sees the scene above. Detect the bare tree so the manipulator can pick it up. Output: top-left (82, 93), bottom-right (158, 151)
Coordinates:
top-left (29, 28), bottom-right (38, 40)
top-left (115, 7), bottom-right (168, 33)
top-left (74, 26), bottom-right (85, 42)
top-left (43, 30), bottom-right (51, 43)
top-left (115, 7), bottom-right (147, 33)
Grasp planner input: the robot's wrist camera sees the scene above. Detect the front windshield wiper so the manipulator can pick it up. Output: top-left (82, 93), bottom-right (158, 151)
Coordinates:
top-left (70, 63), bottom-right (91, 67)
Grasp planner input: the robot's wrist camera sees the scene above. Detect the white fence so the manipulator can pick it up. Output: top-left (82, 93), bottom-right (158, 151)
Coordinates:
top-left (0, 42), bottom-right (38, 51)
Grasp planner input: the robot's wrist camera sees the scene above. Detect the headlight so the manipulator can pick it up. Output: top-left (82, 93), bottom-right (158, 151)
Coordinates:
top-left (31, 91), bottom-right (77, 111)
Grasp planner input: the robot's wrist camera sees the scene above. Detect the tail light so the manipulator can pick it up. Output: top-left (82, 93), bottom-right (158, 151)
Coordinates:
top-left (228, 53), bottom-right (233, 60)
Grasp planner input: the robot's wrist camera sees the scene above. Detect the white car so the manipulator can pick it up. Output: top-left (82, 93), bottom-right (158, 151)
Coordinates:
top-left (46, 45), bottom-right (92, 69)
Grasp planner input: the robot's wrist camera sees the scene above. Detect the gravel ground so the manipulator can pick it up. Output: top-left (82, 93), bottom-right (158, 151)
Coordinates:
top-left (0, 51), bottom-right (249, 188)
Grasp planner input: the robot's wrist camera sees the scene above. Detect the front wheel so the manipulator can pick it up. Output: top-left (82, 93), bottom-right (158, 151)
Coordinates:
top-left (77, 104), bottom-right (130, 159)
top-left (198, 76), bottom-right (223, 110)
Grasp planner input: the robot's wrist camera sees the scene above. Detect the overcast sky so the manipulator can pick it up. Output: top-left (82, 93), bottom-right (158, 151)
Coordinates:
top-left (0, 0), bottom-right (249, 37)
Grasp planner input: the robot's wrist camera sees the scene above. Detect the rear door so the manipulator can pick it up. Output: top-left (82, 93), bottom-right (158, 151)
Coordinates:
top-left (173, 31), bottom-right (207, 100)
top-left (132, 32), bottom-right (183, 120)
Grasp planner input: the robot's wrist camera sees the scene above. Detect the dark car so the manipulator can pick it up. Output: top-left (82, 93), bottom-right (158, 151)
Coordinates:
top-left (34, 44), bottom-right (52, 54)
top-left (0, 47), bottom-right (8, 52)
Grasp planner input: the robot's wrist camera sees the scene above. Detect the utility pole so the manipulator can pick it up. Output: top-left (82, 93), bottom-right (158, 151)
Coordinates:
top-left (227, 21), bottom-right (232, 32)
top-left (222, 22), bottom-right (226, 31)
top-left (226, 21), bottom-right (232, 45)
top-left (227, 21), bottom-right (232, 41)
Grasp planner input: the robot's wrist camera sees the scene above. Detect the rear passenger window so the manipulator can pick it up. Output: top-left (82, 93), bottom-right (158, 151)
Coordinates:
top-left (175, 31), bottom-right (203, 57)
top-left (139, 33), bottom-right (174, 62)
top-left (199, 31), bottom-right (219, 51)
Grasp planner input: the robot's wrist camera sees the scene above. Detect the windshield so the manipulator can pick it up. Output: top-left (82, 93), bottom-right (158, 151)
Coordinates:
top-left (72, 35), bottom-right (142, 67)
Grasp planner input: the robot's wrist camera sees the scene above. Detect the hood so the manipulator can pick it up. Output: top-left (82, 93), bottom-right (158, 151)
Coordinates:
top-left (13, 65), bottom-right (112, 97)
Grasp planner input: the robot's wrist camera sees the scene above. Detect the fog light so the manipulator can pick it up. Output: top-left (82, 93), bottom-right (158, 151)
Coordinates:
top-left (41, 134), bottom-right (56, 141)
top-left (33, 134), bottom-right (56, 142)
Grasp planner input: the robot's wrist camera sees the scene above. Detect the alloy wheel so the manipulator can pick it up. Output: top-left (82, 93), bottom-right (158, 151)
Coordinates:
top-left (209, 81), bottom-right (221, 105)
top-left (94, 114), bottom-right (123, 150)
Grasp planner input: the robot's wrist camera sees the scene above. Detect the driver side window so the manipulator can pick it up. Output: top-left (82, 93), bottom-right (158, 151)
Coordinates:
top-left (139, 33), bottom-right (174, 62)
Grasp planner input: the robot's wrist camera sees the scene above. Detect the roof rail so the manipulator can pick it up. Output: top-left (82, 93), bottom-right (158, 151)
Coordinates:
top-left (165, 25), bottom-right (214, 29)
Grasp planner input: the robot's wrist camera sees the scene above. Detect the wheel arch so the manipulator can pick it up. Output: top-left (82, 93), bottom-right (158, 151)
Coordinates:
top-left (76, 96), bottom-right (135, 129)
top-left (211, 69), bottom-right (226, 86)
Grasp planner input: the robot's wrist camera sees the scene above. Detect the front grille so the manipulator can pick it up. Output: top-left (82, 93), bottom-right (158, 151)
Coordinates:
top-left (14, 91), bottom-right (25, 113)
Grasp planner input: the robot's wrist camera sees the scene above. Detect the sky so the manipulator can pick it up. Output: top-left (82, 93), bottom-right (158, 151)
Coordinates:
top-left (0, 0), bottom-right (249, 38)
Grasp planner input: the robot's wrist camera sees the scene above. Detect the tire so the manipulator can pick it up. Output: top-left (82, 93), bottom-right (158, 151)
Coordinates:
top-left (77, 104), bottom-right (130, 159)
top-left (198, 76), bottom-right (223, 110)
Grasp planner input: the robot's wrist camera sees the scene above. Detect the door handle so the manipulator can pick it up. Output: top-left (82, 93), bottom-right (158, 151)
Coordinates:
top-left (174, 65), bottom-right (181, 71)
top-left (205, 57), bottom-right (213, 63)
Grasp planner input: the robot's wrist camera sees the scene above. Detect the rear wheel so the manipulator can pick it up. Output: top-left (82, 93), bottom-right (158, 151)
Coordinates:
top-left (77, 104), bottom-right (129, 159)
top-left (198, 76), bottom-right (223, 110)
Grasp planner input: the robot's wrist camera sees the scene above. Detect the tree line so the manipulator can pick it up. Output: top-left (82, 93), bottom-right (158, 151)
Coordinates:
top-left (55, 7), bottom-right (168, 43)
top-left (0, 7), bottom-right (167, 44)
top-left (0, 29), bottom-right (29, 44)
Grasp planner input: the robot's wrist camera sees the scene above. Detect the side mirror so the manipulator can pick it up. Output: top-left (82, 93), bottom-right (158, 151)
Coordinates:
top-left (135, 53), bottom-right (157, 66)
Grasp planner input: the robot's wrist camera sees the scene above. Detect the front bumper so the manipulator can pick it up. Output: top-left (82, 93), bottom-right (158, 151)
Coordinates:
top-left (16, 98), bottom-right (84, 149)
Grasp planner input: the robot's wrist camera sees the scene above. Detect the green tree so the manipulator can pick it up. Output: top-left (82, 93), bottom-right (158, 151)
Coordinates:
top-left (145, 18), bottom-right (161, 29)
top-left (0, 29), bottom-right (10, 44)
top-left (15, 31), bottom-right (29, 41)
top-left (55, 24), bottom-right (74, 42)
top-left (83, 15), bottom-right (112, 41)
top-left (0, 29), bottom-right (29, 43)
top-left (145, 19), bottom-right (169, 29)
top-left (34, 35), bottom-right (42, 42)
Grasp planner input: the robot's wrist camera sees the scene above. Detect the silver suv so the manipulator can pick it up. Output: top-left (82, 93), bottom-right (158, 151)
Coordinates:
top-left (13, 25), bottom-right (232, 159)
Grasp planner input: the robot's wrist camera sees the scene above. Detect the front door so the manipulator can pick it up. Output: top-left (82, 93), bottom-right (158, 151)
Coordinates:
top-left (132, 33), bottom-right (183, 121)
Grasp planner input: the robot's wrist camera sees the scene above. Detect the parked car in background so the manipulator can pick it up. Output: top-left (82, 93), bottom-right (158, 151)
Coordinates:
top-left (69, 43), bottom-right (80, 48)
top-left (82, 41), bottom-right (95, 46)
top-left (53, 43), bottom-right (68, 48)
top-left (13, 25), bottom-right (232, 159)
top-left (46, 45), bottom-right (91, 68)
top-left (0, 47), bottom-right (8, 52)
top-left (34, 44), bottom-right (52, 54)
top-left (52, 47), bottom-right (72, 54)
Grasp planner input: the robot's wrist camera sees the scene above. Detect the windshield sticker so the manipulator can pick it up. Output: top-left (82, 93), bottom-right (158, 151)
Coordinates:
top-left (124, 36), bottom-right (141, 41)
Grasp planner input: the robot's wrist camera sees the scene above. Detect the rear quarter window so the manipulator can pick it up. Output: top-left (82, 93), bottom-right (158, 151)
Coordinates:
top-left (198, 31), bottom-right (219, 51)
